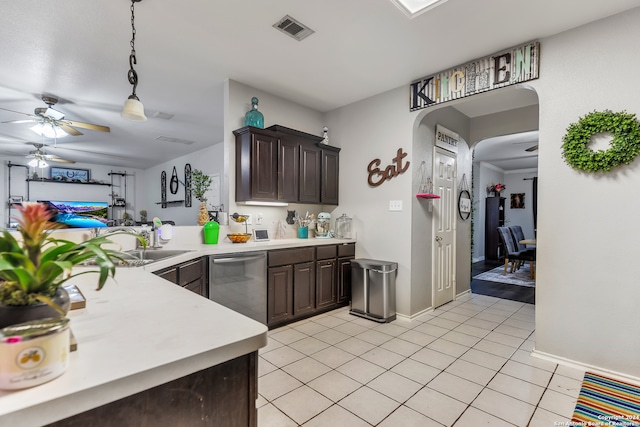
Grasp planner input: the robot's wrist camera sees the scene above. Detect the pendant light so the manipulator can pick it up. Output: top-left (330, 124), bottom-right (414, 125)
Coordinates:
top-left (121, 0), bottom-right (147, 121)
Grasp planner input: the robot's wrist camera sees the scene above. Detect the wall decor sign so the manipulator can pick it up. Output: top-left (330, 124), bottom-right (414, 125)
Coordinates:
top-left (50, 167), bottom-right (90, 181)
top-left (409, 42), bottom-right (539, 112)
top-left (435, 124), bottom-right (459, 153)
top-left (367, 148), bottom-right (410, 187)
top-left (184, 164), bottom-right (192, 207)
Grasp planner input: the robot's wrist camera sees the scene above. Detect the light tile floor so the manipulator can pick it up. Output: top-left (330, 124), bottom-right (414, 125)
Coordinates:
top-left (258, 293), bottom-right (584, 426)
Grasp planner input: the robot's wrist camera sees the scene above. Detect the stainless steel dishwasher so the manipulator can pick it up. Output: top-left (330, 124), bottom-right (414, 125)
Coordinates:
top-left (209, 251), bottom-right (267, 324)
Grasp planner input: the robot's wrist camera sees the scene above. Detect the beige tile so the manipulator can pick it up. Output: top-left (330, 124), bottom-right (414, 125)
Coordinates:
top-left (413, 322), bottom-right (450, 338)
top-left (260, 345), bottom-right (306, 368)
top-left (374, 322), bottom-right (410, 337)
top-left (463, 317), bottom-right (500, 331)
top-left (501, 318), bottom-right (535, 332)
top-left (410, 347), bottom-right (456, 370)
top-left (425, 316), bottom-right (461, 330)
top-left (438, 311), bottom-right (471, 323)
top-left (484, 331), bottom-right (526, 348)
top-left (529, 407), bottom-right (571, 427)
top-left (282, 357), bottom-right (332, 383)
top-left (555, 364), bottom-right (586, 381)
top-left (472, 388), bottom-right (535, 426)
top-left (426, 338), bottom-right (470, 358)
top-left (310, 346), bottom-right (356, 368)
top-left (258, 403), bottom-right (297, 427)
top-left (474, 338), bottom-right (518, 358)
top-left (356, 329), bottom-right (395, 346)
top-left (334, 336), bottom-right (377, 356)
top-left (292, 321), bottom-right (328, 336)
top-left (307, 370), bottom-right (362, 402)
top-left (273, 385), bottom-right (333, 424)
top-left (288, 336), bottom-right (331, 356)
top-left (547, 372), bottom-right (583, 397)
top-left (360, 347), bottom-right (406, 369)
top-left (405, 387), bottom-right (468, 426)
top-left (391, 358), bottom-right (441, 385)
top-left (453, 323), bottom-right (491, 338)
top-left (378, 405), bottom-right (443, 427)
top-left (333, 321), bottom-right (369, 336)
top-left (427, 371), bottom-right (483, 404)
top-left (258, 370), bottom-right (303, 401)
top-left (460, 348), bottom-right (508, 371)
top-left (258, 356), bottom-right (278, 377)
top-left (441, 330), bottom-right (481, 347)
top-left (259, 337), bottom-right (285, 354)
top-left (380, 337), bottom-right (422, 357)
top-left (314, 328), bottom-right (351, 345)
top-left (518, 339), bottom-right (535, 352)
top-left (449, 306), bottom-right (485, 317)
top-left (454, 406), bottom-right (517, 427)
top-left (445, 358), bottom-right (497, 386)
top-left (398, 329), bottom-right (438, 346)
top-left (510, 349), bottom-right (557, 372)
top-left (500, 360), bottom-right (554, 388)
top-left (270, 328), bottom-right (308, 345)
top-left (487, 372), bottom-right (545, 405)
top-left (302, 404), bottom-right (371, 427)
top-left (494, 323), bottom-right (533, 339)
top-left (367, 371), bottom-right (423, 402)
top-left (312, 315), bottom-right (347, 328)
top-left (256, 393), bottom-right (268, 408)
top-left (475, 311), bottom-right (510, 323)
top-left (339, 386), bottom-right (400, 425)
top-left (336, 357), bottom-right (386, 384)
top-left (538, 389), bottom-right (578, 418)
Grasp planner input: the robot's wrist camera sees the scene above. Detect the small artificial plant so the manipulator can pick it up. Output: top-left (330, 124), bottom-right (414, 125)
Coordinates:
top-left (191, 169), bottom-right (213, 225)
top-left (0, 202), bottom-right (138, 313)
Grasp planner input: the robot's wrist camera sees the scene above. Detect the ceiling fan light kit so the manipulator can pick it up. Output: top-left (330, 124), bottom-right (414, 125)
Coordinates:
top-left (28, 158), bottom-right (48, 169)
top-left (121, 0), bottom-right (147, 122)
top-left (30, 122), bottom-right (68, 138)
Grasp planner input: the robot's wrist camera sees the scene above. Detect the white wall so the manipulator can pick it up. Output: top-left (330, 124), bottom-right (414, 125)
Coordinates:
top-left (474, 163), bottom-right (504, 261)
top-left (140, 143), bottom-right (224, 225)
top-left (529, 7), bottom-right (640, 378)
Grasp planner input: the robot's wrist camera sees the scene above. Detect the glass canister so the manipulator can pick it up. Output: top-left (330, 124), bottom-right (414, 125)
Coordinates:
top-left (334, 213), bottom-right (353, 239)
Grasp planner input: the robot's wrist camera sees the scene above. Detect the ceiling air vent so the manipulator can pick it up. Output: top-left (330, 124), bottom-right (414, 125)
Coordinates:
top-left (156, 136), bottom-right (196, 145)
top-left (273, 15), bottom-right (315, 41)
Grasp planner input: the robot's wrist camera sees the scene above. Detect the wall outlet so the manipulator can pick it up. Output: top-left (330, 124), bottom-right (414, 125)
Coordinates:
top-left (256, 213), bottom-right (263, 225)
top-left (389, 200), bottom-right (403, 211)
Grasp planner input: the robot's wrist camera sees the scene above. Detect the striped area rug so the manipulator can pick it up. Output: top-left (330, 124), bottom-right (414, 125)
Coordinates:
top-left (572, 372), bottom-right (640, 426)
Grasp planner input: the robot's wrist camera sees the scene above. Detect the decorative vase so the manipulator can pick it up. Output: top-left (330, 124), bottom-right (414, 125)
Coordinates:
top-left (298, 226), bottom-right (309, 239)
top-left (198, 202), bottom-right (209, 226)
top-left (244, 97), bottom-right (264, 128)
top-left (0, 287), bottom-right (70, 329)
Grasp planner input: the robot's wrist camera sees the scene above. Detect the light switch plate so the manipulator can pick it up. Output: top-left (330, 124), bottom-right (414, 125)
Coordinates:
top-left (389, 200), bottom-right (403, 211)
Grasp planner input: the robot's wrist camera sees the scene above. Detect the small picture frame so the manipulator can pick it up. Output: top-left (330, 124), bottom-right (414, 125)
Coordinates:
top-left (8, 195), bottom-right (23, 204)
top-left (50, 167), bottom-right (90, 182)
top-left (510, 193), bottom-right (525, 209)
top-left (253, 228), bottom-right (270, 242)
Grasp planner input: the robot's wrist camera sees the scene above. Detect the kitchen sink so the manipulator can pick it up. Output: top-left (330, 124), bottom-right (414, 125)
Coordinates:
top-left (82, 249), bottom-right (195, 267)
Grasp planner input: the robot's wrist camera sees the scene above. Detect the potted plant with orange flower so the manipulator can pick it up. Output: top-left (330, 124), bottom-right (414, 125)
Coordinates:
top-left (0, 202), bottom-right (139, 328)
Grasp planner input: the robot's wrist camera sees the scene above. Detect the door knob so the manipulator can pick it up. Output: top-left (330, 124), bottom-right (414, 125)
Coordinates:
top-left (435, 236), bottom-right (442, 242)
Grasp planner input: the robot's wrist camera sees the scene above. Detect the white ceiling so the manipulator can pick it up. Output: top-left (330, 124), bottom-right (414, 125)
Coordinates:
top-left (0, 0), bottom-right (638, 169)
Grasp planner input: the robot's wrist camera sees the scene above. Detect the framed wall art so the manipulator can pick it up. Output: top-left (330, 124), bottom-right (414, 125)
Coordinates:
top-left (510, 193), bottom-right (525, 209)
top-left (50, 167), bottom-right (90, 181)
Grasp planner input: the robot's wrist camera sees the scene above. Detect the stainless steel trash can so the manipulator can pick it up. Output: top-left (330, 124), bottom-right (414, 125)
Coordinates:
top-left (350, 259), bottom-right (398, 323)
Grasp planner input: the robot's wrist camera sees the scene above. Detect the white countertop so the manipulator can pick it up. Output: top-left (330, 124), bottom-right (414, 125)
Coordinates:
top-left (0, 233), bottom-right (355, 426)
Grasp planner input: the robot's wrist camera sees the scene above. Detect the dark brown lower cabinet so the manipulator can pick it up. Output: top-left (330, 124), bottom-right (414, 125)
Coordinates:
top-left (267, 265), bottom-right (293, 325)
top-left (337, 257), bottom-right (353, 304)
top-left (46, 352), bottom-right (258, 427)
top-left (154, 257), bottom-right (207, 298)
top-left (316, 258), bottom-right (337, 310)
top-left (293, 261), bottom-right (315, 317)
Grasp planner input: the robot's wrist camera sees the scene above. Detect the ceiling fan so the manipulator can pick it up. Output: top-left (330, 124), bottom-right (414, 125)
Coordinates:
top-left (525, 145), bottom-right (538, 152)
top-left (27, 143), bottom-right (75, 165)
top-left (0, 95), bottom-right (110, 137)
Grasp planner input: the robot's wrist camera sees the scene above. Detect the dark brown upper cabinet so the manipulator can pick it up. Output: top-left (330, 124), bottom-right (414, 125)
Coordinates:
top-left (234, 125), bottom-right (341, 205)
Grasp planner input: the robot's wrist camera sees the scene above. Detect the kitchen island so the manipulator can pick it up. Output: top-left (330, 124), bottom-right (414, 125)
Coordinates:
top-left (0, 265), bottom-right (267, 426)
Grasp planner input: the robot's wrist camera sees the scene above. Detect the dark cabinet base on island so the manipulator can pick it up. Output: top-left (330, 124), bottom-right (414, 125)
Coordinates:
top-left (46, 352), bottom-right (257, 427)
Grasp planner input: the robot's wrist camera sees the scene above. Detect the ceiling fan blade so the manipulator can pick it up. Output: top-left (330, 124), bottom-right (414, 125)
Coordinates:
top-left (525, 145), bottom-right (539, 152)
top-left (0, 106), bottom-right (35, 117)
top-left (57, 122), bottom-right (83, 136)
top-left (46, 156), bottom-right (76, 164)
top-left (63, 120), bottom-right (110, 133)
top-left (1, 119), bottom-right (39, 124)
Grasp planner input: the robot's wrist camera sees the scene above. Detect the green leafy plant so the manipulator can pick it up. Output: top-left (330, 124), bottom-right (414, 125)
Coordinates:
top-left (0, 202), bottom-right (139, 313)
top-left (561, 110), bottom-right (640, 172)
top-left (191, 169), bottom-right (213, 203)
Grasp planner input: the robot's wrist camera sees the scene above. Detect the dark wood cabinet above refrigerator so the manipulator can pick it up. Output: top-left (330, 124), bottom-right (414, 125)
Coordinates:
top-left (233, 125), bottom-right (340, 205)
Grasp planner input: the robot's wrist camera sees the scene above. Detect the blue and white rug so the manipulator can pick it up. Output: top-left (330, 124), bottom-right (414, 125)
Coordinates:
top-left (472, 264), bottom-right (535, 287)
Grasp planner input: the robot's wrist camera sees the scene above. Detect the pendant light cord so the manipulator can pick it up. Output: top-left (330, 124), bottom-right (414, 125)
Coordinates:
top-left (127, 0), bottom-right (140, 98)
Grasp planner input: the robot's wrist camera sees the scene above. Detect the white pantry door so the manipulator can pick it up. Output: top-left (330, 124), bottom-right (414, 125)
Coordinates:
top-left (432, 147), bottom-right (456, 308)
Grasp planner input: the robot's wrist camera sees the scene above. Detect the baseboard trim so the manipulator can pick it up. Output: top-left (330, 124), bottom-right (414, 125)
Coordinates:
top-left (396, 306), bottom-right (434, 321)
top-left (531, 349), bottom-right (640, 385)
top-left (456, 289), bottom-right (471, 298)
